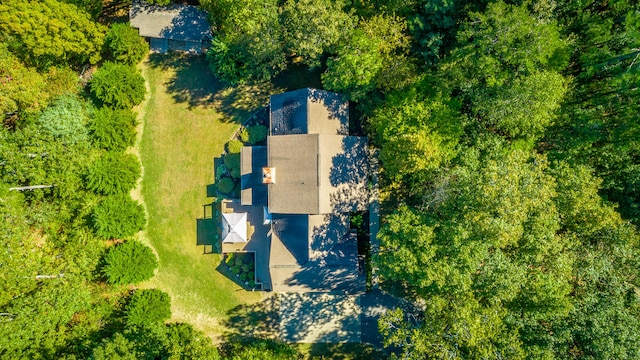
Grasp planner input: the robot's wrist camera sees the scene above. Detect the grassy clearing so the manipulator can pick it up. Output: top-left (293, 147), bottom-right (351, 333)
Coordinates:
top-left (136, 54), bottom-right (272, 339)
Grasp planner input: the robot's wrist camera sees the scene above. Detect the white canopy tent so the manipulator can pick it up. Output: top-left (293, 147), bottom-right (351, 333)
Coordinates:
top-left (221, 212), bottom-right (247, 243)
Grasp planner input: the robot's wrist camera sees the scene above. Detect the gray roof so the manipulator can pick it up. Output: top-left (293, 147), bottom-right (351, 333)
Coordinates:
top-left (269, 214), bottom-right (364, 292)
top-left (267, 134), bottom-right (369, 215)
top-left (270, 88), bottom-right (349, 136)
top-left (241, 146), bottom-right (268, 206)
top-left (129, 0), bottom-right (211, 41)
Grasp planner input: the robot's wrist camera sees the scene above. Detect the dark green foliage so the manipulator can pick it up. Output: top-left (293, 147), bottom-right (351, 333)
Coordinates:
top-left (89, 107), bottom-right (137, 151)
top-left (93, 195), bottom-right (146, 239)
top-left (225, 139), bottom-right (243, 154)
top-left (91, 62), bottom-right (146, 109)
top-left (86, 152), bottom-right (141, 195)
top-left (217, 177), bottom-right (235, 195)
top-left (0, 0), bottom-right (105, 68)
top-left (224, 153), bottom-right (241, 179)
top-left (126, 289), bottom-right (171, 327)
top-left (102, 240), bottom-right (157, 284)
top-left (105, 23), bottom-right (149, 65)
top-left (247, 125), bottom-right (267, 144)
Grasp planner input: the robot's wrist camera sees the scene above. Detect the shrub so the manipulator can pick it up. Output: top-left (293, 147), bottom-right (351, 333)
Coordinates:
top-left (91, 62), bottom-right (146, 109)
top-left (247, 125), bottom-right (268, 144)
top-left (93, 194), bottom-right (146, 239)
top-left (224, 153), bottom-right (240, 171)
top-left (217, 177), bottom-right (235, 194)
top-left (90, 107), bottom-right (137, 151)
top-left (235, 257), bottom-right (243, 266)
top-left (102, 240), bottom-right (157, 284)
top-left (37, 95), bottom-right (89, 145)
top-left (126, 289), bottom-right (171, 327)
top-left (238, 127), bottom-right (249, 143)
top-left (105, 23), bottom-right (149, 65)
top-left (87, 152), bottom-right (141, 195)
top-left (225, 139), bottom-right (243, 154)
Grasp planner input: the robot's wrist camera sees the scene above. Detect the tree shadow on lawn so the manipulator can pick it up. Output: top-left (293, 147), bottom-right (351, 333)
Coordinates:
top-left (222, 295), bottom-right (280, 342)
top-left (145, 53), bottom-right (273, 123)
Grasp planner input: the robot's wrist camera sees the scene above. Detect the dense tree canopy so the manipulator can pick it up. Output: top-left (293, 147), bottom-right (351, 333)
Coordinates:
top-left (89, 107), bottom-right (138, 151)
top-left (92, 194), bottom-right (146, 239)
top-left (101, 240), bottom-right (157, 285)
top-left (86, 152), bottom-right (141, 195)
top-left (125, 289), bottom-right (171, 327)
top-left (105, 23), bottom-right (149, 66)
top-left (90, 62), bottom-right (146, 109)
top-left (0, 0), bottom-right (105, 68)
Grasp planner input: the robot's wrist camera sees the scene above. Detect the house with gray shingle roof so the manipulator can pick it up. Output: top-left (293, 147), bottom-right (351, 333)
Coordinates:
top-left (129, 0), bottom-right (212, 53)
top-left (227, 88), bottom-right (370, 293)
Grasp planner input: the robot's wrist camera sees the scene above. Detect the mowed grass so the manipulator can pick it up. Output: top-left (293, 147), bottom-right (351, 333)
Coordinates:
top-left (136, 54), bottom-right (272, 339)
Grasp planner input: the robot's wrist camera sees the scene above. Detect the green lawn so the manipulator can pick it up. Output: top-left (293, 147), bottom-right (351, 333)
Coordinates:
top-left (136, 54), bottom-right (272, 339)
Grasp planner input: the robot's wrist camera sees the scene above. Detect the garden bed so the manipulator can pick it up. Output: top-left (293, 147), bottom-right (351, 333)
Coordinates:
top-left (223, 252), bottom-right (257, 289)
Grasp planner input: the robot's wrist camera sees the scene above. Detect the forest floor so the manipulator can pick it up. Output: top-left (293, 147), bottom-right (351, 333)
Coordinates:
top-left (135, 53), bottom-right (273, 341)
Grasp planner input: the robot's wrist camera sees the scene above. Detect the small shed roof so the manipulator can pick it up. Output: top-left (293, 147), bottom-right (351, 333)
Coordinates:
top-left (129, 0), bottom-right (211, 41)
top-left (221, 212), bottom-right (247, 243)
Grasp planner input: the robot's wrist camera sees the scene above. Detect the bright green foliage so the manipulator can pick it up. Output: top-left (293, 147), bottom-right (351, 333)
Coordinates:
top-left (0, 122), bottom-right (91, 200)
top-left (0, 0), bottom-right (105, 68)
top-left (206, 0), bottom-right (285, 83)
top-left (323, 15), bottom-right (411, 101)
top-left (37, 95), bottom-right (90, 145)
top-left (91, 62), bottom-right (146, 109)
top-left (90, 332), bottom-right (141, 360)
top-left (282, 0), bottom-right (354, 68)
top-left (246, 125), bottom-right (267, 144)
top-left (105, 23), bottom-right (149, 65)
top-left (0, 44), bottom-right (49, 119)
top-left (163, 323), bottom-right (221, 359)
top-left (377, 150), bottom-right (573, 358)
top-left (237, 127), bottom-right (250, 143)
top-left (90, 323), bottom-right (220, 360)
top-left (370, 82), bottom-right (463, 180)
top-left (126, 289), bottom-right (171, 327)
top-left (473, 71), bottom-right (567, 140)
top-left (45, 66), bottom-right (81, 98)
top-left (225, 139), bottom-right (243, 154)
top-left (86, 152), bottom-right (141, 195)
top-left (102, 240), bottom-right (157, 284)
top-left (217, 177), bottom-right (235, 194)
top-left (92, 195), bottom-right (146, 239)
top-left (323, 30), bottom-right (383, 101)
top-left (224, 339), bottom-right (300, 360)
top-left (448, 1), bottom-right (569, 85)
top-left (89, 107), bottom-right (138, 151)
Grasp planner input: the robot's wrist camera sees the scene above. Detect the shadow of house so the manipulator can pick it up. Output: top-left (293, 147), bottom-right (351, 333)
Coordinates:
top-left (130, 0), bottom-right (212, 54)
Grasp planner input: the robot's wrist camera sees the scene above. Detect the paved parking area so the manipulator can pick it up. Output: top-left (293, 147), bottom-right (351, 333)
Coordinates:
top-left (278, 293), bottom-right (361, 343)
